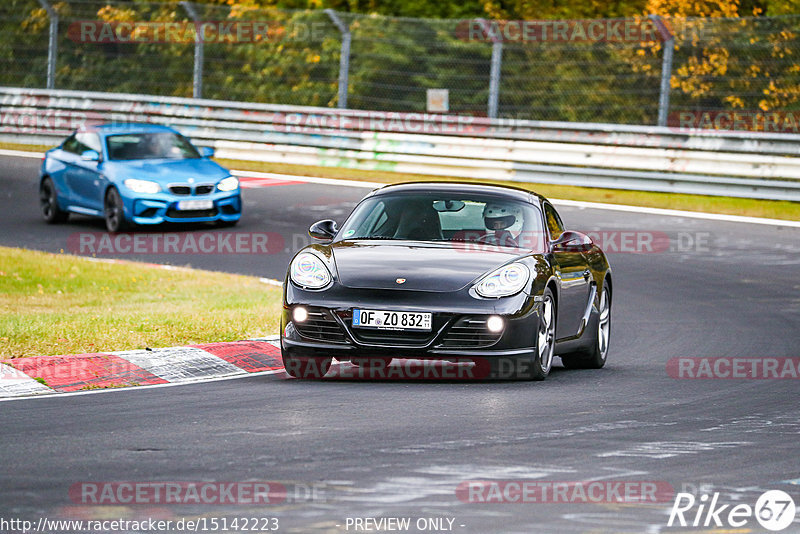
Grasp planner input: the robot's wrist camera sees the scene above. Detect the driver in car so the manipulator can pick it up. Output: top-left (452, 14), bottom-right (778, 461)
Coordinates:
top-left (481, 202), bottom-right (522, 247)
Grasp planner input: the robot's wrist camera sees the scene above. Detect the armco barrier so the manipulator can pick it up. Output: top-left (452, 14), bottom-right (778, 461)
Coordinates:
top-left (2, 86), bottom-right (800, 201)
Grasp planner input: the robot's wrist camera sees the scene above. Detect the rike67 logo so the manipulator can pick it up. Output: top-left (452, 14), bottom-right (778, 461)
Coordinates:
top-left (668, 490), bottom-right (796, 531)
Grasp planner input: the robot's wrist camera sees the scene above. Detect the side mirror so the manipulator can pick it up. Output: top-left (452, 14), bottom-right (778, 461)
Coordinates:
top-left (309, 219), bottom-right (338, 241)
top-left (81, 149), bottom-right (100, 162)
top-left (552, 230), bottom-right (592, 252)
top-left (198, 146), bottom-right (215, 158)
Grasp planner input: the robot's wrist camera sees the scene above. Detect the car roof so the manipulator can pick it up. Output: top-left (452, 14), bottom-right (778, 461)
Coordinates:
top-left (369, 181), bottom-right (546, 205)
top-left (78, 123), bottom-right (177, 135)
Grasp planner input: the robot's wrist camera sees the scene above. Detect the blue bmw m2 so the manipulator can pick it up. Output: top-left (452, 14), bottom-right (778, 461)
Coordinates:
top-left (39, 123), bottom-right (241, 232)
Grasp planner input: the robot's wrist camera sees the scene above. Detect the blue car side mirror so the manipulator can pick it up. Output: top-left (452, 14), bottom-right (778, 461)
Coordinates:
top-left (199, 147), bottom-right (215, 158)
top-left (81, 150), bottom-right (100, 162)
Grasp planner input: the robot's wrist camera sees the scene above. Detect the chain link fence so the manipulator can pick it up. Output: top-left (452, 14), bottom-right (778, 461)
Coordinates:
top-left (1, 0), bottom-right (799, 126)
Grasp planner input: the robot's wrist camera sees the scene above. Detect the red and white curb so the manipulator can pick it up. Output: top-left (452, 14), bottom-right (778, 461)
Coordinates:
top-left (0, 336), bottom-right (282, 399)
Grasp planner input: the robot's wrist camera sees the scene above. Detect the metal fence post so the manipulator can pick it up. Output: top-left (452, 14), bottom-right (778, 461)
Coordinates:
top-left (180, 1), bottom-right (203, 99)
top-left (649, 15), bottom-right (674, 127)
top-left (37, 0), bottom-right (58, 89)
top-left (325, 9), bottom-right (351, 109)
top-left (478, 19), bottom-right (503, 119)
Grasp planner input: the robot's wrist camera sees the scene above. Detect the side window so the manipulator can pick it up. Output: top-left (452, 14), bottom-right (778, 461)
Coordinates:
top-left (75, 133), bottom-right (102, 154)
top-left (61, 134), bottom-right (80, 154)
top-left (544, 203), bottom-right (565, 241)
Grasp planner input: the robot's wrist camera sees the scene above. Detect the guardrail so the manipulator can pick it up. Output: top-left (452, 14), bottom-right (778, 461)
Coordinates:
top-left (2, 86), bottom-right (800, 201)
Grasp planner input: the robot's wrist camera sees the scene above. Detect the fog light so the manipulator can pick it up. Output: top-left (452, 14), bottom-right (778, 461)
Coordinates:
top-left (293, 306), bottom-right (308, 323)
top-left (486, 315), bottom-right (504, 333)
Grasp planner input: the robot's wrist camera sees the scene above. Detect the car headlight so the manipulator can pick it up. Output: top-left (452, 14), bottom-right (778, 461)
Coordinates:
top-left (290, 252), bottom-right (332, 289)
top-left (217, 176), bottom-right (239, 192)
top-left (474, 262), bottom-right (530, 298)
top-left (123, 178), bottom-right (161, 194)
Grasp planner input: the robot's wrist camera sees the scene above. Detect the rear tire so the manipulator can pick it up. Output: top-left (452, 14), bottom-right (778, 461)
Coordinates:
top-left (561, 283), bottom-right (611, 370)
top-left (283, 354), bottom-right (332, 379)
top-left (104, 187), bottom-right (127, 233)
top-left (40, 177), bottom-right (68, 224)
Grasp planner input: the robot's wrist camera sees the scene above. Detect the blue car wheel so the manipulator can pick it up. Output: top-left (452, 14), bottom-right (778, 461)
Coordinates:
top-left (104, 187), bottom-right (128, 233)
top-left (40, 177), bottom-right (68, 224)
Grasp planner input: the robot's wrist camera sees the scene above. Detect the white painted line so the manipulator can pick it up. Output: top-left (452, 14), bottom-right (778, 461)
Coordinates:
top-left (259, 277), bottom-right (283, 287)
top-left (551, 198), bottom-right (800, 228)
top-left (111, 346), bottom-right (244, 382)
top-left (0, 362), bottom-right (53, 397)
top-left (231, 169), bottom-right (380, 189)
top-left (2, 147), bottom-right (795, 226)
top-left (231, 169), bottom-right (798, 227)
top-left (0, 148), bottom-right (44, 159)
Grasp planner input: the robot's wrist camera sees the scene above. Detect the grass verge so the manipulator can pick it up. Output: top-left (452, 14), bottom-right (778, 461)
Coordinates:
top-left (0, 246), bottom-right (282, 358)
top-left (2, 141), bottom-right (797, 221)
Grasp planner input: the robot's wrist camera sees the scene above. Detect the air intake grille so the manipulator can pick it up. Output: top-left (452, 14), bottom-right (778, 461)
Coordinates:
top-left (166, 208), bottom-right (218, 219)
top-left (294, 308), bottom-right (348, 343)
top-left (168, 184), bottom-right (214, 195)
top-left (169, 185), bottom-right (191, 195)
top-left (439, 317), bottom-right (502, 348)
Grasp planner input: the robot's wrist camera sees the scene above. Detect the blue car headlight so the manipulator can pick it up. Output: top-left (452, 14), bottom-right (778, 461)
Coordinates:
top-left (474, 262), bottom-right (530, 298)
top-left (217, 176), bottom-right (239, 192)
top-left (124, 179), bottom-right (161, 194)
top-left (290, 252), bottom-right (332, 289)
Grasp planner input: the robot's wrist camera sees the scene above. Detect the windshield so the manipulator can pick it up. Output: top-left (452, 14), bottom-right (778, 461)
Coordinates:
top-left (106, 132), bottom-right (200, 161)
top-left (336, 192), bottom-right (545, 250)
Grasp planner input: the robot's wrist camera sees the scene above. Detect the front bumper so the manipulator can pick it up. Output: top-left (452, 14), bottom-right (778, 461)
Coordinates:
top-left (121, 190), bottom-right (242, 225)
top-left (281, 283), bottom-right (542, 361)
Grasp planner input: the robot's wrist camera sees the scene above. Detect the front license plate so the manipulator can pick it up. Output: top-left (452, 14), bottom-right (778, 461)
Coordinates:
top-left (352, 309), bottom-right (432, 331)
top-left (177, 199), bottom-right (214, 210)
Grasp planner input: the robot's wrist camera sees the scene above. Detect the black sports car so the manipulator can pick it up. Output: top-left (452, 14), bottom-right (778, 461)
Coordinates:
top-left (281, 182), bottom-right (612, 380)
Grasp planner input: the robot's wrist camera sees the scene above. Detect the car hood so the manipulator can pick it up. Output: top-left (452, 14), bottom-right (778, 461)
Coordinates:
top-left (105, 158), bottom-right (229, 184)
top-left (330, 241), bottom-right (527, 292)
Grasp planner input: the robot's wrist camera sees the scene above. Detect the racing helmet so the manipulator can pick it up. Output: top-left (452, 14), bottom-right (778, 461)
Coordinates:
top-left (483, 202), bottom-right (521, 230)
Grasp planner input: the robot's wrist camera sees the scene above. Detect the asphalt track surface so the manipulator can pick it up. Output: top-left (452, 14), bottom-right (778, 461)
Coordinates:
top-left (1, 153), bottom-right (800, 533)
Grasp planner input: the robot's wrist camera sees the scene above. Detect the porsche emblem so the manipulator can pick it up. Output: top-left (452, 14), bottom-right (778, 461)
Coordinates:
top-left (395, 278), bottom-right (406, 284)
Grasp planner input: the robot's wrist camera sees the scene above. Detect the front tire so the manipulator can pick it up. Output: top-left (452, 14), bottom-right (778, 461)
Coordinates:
top-left (40, 177), bottom-right (68, 224)
top-left (104, 187), bottom-right (127, 233)
top-left (283, 354), bottom-right (332, 379)
top-left (493, 287), bottom-right (556, 380)
top-left (561, 283), bottom-right (611, 369)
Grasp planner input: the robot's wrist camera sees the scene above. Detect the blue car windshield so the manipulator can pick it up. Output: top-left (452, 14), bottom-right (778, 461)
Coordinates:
top-left (106, 132), bottom-right (200, 161)
top-left (336, 193), bottom-right (546, 251)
